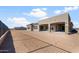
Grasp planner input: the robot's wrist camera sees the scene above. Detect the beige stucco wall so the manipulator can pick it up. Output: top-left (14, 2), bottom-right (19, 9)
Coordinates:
top-left (38, 13), bottom-right (72, 34)
top-left (33, 25), bottom-right (39, 31)
top-left (38, 13), bottom-right (68, 25)
top-left (76, 29), bottom-right (79, 33)
top-left (27, 25), bottom-right (33, 31)
top-left (0, 21), bottom-right (9, 37)
top-left (26, 13), bottom-right (73, 34)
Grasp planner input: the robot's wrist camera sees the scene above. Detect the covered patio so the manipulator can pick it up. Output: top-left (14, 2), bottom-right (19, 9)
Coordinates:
top-left (50, 22), bottom-right (65, 32)
top-left (39, 24), bottom-right (48, 31)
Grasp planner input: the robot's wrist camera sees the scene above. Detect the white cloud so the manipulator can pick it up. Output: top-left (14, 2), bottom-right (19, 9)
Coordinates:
top-left (23, 13), bottom-right (28, 16)
top-left (7, 17), bottom-right (30, 27)
top-left (54, 10), bottom-right (62, 14)
top-left (73, 21), bottom-right (79, 28)
top-left (39, 16), bottom-right (49, 20)
top-left (64, 6), bottom-right (79, 12)
top-left (54, 6), bottom-right (79, 14)
top-left (32, 8), bottom-right (41, 11)
top-left (23, 8), bottom-right (47, 18)
top-left (42, 8), bottom-right (47, 10)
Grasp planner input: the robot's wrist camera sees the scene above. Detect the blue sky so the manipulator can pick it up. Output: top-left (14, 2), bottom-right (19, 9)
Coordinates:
top-left (0, 6), bottom-right (79, 28)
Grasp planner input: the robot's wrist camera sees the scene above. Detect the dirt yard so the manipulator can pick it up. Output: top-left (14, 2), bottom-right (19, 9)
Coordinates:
top-left (0, 30), bottom-right (79, 53)
top-left (22, 31), bottom-right (79, 53)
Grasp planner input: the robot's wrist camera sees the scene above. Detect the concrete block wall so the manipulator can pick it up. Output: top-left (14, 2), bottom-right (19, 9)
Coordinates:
top-left (26, 13), bottom-right (73, 34)
top-left (33, 24), bottom-right (39, 32)
top-left (0, 21), bottom-right (9, 45)
top-left (65, 13), bottom-right (72, 34)
top-left (0, 21), bottom-right (9, 37)
top-left (38, 13), bottom-right (72, 34)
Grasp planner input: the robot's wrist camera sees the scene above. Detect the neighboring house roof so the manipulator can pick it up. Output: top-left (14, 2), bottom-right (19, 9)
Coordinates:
top-left (0, 20), bottom-right (9, 29)
top-left (27, 23), bottom-right (38, 26)
top-left (32, 23), bottom-right (38, 25)
top-left (38, 13), bottom-right (71, 24)
top-left (26, 13), bottom-right (73, 27)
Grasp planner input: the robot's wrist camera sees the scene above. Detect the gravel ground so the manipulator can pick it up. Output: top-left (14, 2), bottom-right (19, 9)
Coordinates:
top-left (22, 31), bottom-right (79, 53)
top-left (0, 30), bottom-right (68, 53)
top-left (1, 30), bottom-right (79, 53)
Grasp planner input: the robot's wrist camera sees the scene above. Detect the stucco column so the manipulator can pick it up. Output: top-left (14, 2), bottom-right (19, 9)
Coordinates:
top-left (65, 14), bottom-right (71, 34)
top-left (65, 22), bottom-right (70, 34)
top-left (38, 25), bottom-right (40, 32)
top-left (54, 24), bottom-right (56, 32)
top-left (48, 24), bottom-right (51, 32)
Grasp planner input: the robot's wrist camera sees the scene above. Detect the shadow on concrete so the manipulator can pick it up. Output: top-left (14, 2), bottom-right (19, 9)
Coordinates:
top-left (69, 29), bottom-right (78, 35)
top-left (0, 31), bottom-right (16, 53)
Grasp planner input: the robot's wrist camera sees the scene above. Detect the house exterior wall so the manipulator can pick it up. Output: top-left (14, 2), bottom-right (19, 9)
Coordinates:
top-left (50, 22), bottom-right (65, 32)
top-left (27, 23), bottom-right (39, 31)
top-left (78, 30), bottom-right (79, 33)
top-left (33, 24), bottom-right (39, 31)
top-left (0, 21), bottom-right (9, 37)
top-left (39, 24), bottom-right (48, 31)
top-left (38, 13), bottom-right (73, 34)
top-left (38, 13), bottom-right (68, 24)
top-left (26, 13), bottom-right (73, 34)
top-left (27, 24), bottom-right (33, 31)
top-left (50, 24), bottom-right (56, 32)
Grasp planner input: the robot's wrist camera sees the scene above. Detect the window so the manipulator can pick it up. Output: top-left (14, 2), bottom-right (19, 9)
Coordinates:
top-left (34, 26), bottom-right (38, 29)
top-left (50, 25), bottom-right (53, 30)
top-left (28, 27), bottom-right (30, 29)
top-left (51, 27), bottom-right (53, 30)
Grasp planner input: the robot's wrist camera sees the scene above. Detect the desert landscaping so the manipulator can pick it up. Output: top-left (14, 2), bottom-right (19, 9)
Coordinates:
top-left (0, 30), bottom-right (79, 53)
top-left (0, 11), bottom-right (79, 53)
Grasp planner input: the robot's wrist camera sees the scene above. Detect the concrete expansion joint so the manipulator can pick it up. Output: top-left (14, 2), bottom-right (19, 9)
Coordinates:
top-left (0, 30), bottom-right (9, 45)
top-left (27, 44), bottom-right (52, 53)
